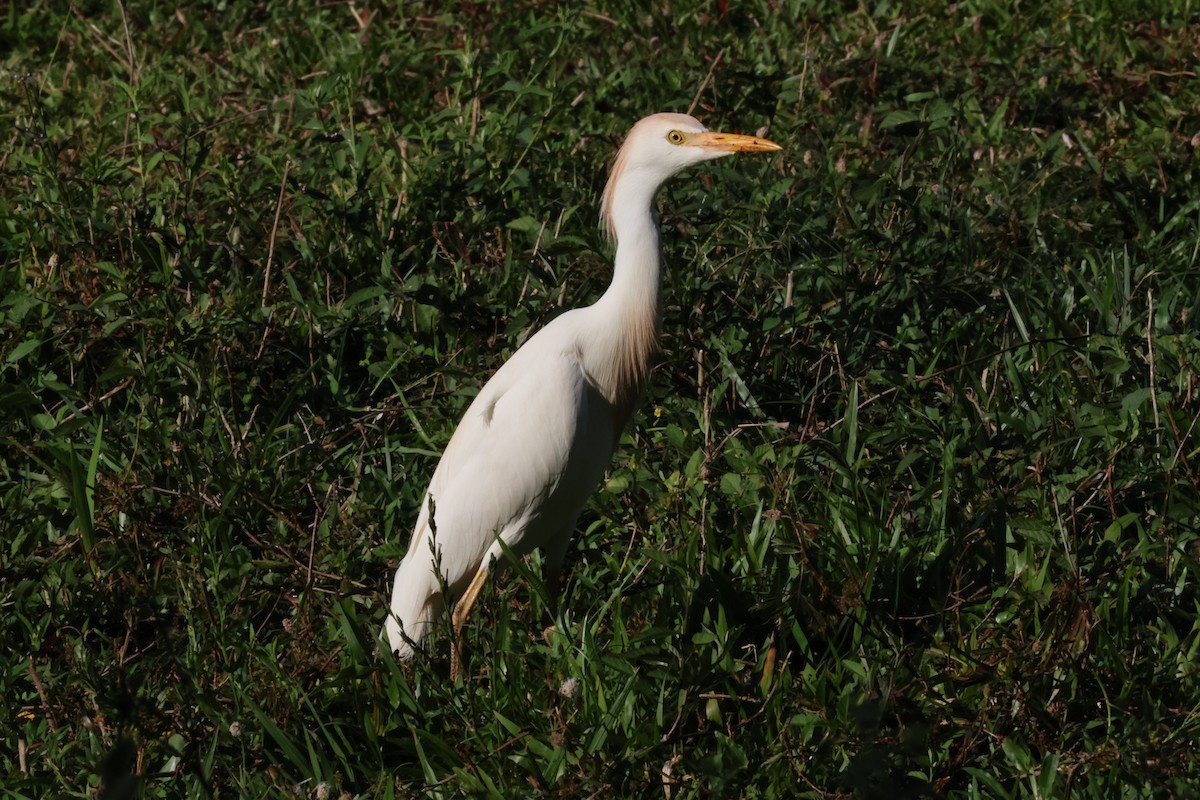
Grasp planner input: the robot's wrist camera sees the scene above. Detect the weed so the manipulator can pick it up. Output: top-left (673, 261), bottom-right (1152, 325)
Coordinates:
top-left (2, 2), bottom-right (1199, 797)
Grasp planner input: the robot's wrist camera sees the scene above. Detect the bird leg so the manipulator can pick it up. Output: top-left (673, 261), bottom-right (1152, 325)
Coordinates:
top-left (542, 529), bottom-right (573, 619)
top-left (450, 561), bottom-right (491, 681)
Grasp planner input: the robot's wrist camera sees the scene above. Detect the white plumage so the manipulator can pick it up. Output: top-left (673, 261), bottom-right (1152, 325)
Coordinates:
top-left (384, 113), bottom-right (781, 670)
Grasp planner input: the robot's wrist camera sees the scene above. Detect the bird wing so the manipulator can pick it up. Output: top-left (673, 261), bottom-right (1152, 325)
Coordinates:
top-left (405, 312), bottom-right (617, 598)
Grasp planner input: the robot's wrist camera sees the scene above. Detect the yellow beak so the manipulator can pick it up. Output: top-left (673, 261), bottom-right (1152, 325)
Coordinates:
top-left (686, 130), bottom-right (783, 153)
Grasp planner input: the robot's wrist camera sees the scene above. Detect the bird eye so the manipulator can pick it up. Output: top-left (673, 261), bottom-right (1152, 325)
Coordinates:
top-left (667, 130), bottom-right (686, 144)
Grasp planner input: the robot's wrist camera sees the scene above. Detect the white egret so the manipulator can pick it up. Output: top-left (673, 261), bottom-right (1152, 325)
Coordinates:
top-left (384, 112), bottom-right (781, 676)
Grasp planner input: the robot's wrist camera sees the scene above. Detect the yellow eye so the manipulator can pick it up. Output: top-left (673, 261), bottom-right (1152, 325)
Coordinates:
top-left (667, 130), bottom-right (686, 145)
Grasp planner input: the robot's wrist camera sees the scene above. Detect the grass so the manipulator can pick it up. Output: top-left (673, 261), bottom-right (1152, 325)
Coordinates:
top-left (3, 0), bottom-right (1200, 797)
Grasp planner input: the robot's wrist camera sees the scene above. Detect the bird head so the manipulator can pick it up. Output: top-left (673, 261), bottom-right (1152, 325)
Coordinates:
top-left (601, 113), bottom-right (781, 240)
top-left (622, 112), bottom-right (782, 173)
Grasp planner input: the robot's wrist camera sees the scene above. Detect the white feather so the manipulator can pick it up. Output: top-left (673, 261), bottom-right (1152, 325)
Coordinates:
top-left (384, 113), bottom-right (779, 657)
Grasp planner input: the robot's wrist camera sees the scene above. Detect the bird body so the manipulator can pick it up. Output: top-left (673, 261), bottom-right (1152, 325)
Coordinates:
top-left (385, 113), bottom-right (780, 664)
top-left (386, 309), bottom-right (620, 657)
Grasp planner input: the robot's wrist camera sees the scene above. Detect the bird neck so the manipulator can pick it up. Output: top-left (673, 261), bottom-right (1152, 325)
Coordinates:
top-left (589, 179), bottom-right (664, 431)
